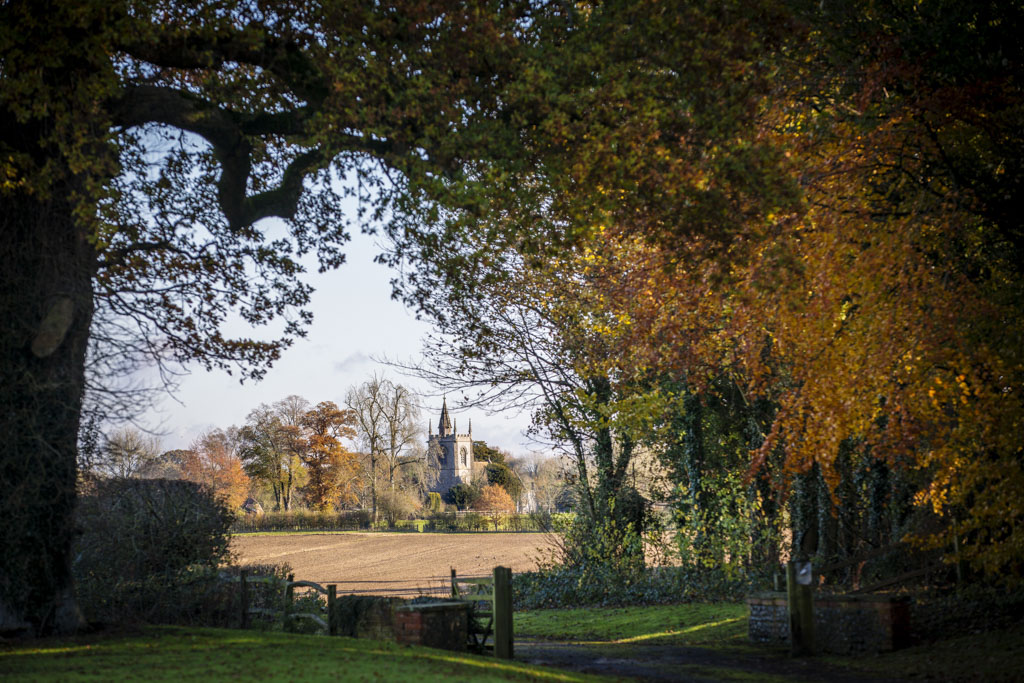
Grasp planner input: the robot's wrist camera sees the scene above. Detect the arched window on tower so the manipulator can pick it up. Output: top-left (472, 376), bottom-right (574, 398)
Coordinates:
top-left (460, 446), bottom-right (468, 467)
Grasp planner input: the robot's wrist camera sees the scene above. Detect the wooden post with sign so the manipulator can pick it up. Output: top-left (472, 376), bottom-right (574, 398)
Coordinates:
top-left (786, 560), bottom-right (815, 656)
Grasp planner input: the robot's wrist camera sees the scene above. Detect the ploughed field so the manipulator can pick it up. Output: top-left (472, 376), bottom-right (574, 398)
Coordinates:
top-left (231, 532), bottom-right (550, 597)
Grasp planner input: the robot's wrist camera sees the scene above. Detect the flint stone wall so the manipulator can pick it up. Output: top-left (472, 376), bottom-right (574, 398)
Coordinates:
top-left (333, 595), bottom-right (407, 640)
top-left (747, 592), bottom-right (911, 654)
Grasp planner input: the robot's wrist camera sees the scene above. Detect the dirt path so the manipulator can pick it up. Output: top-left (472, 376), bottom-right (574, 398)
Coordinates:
top-left (232, 532), bottom-right (552, 597)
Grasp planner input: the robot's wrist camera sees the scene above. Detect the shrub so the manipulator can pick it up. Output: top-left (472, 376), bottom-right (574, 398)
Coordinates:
top-left (73, 478), bottom-right (235, 624)
top-left (75, 478), bottom-right (232, 580)
top-left (376, 489), bottom-right (419, 528)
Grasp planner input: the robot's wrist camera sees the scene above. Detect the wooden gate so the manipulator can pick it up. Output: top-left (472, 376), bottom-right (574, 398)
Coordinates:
top-left (449, 566), bottom-right (513, 659)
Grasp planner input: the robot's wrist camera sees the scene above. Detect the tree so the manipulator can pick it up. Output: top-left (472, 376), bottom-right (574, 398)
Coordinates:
top-left (299, 401), bottom-right (359, 511)
top-left (180, 429), bottom-right (250, 510)
top-left (346, 375), bottom-right (424, 521)
top-left (0, 0), bottom-right (540, 633)
top-left (446, 483), bottom-right (480, 511)
top-left (473, 484), bottom-right (515, 514)
top-left (91, 427), bottom-right (162, 480)
top-left (399, 245), bottom-right (660, 573)
top-left (485, 462), bottom-right (524, 507)
top-left (237, 399), bottom-right (308, 512)
top-left (472, 441), bottom-right (505, 464)
top-left (529, 455), bottom-right (568, 513)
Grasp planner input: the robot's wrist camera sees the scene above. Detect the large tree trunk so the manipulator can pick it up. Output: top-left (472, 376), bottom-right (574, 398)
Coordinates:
top-left (0, 185), bottom-right (94, 636)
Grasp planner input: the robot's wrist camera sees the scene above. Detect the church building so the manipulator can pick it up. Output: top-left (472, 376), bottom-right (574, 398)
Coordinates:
top-left (428, 398), bottom-right (474, 494)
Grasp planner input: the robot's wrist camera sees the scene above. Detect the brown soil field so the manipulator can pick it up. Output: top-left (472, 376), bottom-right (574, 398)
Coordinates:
top-left (231, 532), bottom-right (553, 597)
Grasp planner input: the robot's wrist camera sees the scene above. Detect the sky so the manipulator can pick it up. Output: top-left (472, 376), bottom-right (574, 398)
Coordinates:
top-left (137, 222), bottom-right (537, 456)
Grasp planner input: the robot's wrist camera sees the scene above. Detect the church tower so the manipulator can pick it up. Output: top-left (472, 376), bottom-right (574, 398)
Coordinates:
top-left (428, 398), bottom-right (473, 494)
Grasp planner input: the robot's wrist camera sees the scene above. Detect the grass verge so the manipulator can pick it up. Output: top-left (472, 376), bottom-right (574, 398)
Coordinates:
top-left (0, 626), bottom-right (604, 682)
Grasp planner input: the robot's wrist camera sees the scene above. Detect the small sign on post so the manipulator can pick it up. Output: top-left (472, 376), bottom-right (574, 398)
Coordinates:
top-left (786, 560), bottom-right (815, 656)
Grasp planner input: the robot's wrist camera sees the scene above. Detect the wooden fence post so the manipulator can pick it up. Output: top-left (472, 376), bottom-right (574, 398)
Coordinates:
top-left (786, 561), bottom-right (814, 656)
top-left (240, 570), bottom-right (249, 629)
top-left (284, 573), bottom-right (295, 629)
top-left (328, 585), bottom-right (337, 636)
top-left (451, 567), bottom-right (458, 598)
top-left (493, 566), bottom-right (513, 660)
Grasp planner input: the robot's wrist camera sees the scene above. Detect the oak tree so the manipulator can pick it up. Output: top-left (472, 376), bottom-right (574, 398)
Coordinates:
top-left (299, 401), bottom-right (359, 511)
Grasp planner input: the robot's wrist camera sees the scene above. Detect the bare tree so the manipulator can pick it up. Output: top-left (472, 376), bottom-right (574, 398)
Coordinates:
top-left (346, 376), bottom-right (387, 523)
top-left (346, 375), bottom-right (424, 521)
top-left (92, 426), bottom-right (162, 480)
top-left (378, 382), bottom-right (423, 490)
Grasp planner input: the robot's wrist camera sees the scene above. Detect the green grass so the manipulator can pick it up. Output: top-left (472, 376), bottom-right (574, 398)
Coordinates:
top-left (515, 603), bottom-right (748, 647)
top-left (0, 626), bottom-right (605, 682)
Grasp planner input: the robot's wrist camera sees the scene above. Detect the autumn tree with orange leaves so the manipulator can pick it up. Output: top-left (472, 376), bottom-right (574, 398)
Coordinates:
top-left (300, 401), bottom-right (360, 512)
top-left (181, 430), bottom-right (251, 511)
top-left (473, 484), bottom-right (516, 514)
top-left (395, 0), bottom-right (1024, 583)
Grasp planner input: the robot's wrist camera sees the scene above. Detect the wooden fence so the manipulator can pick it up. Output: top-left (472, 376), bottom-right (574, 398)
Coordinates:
top-left (232, 571), bottom-right (339, 633)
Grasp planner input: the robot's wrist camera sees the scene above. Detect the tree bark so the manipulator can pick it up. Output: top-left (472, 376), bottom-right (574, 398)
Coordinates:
top-left (0, 185), bottom-right (94, 635)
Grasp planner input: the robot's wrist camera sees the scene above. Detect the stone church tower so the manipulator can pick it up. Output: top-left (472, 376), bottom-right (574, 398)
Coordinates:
top-left (428, 398), bottom-right (473, 494)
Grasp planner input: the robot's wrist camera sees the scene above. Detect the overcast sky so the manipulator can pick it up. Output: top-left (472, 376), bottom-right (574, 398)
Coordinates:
top-left (137, 220), bottom-right (537, 456)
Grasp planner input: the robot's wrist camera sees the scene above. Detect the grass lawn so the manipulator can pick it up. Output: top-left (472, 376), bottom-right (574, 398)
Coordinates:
top-left (0, 626), bottom-right (604, 682)
top-left (515, 603), bottom-right (748, 647)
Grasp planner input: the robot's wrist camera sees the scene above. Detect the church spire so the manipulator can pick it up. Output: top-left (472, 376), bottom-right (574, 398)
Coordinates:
top-left (438, 397), bottom-right (453, 436)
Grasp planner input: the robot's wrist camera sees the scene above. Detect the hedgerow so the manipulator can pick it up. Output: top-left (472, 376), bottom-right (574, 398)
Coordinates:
top-left (513, 564), bottom-right (751, 610)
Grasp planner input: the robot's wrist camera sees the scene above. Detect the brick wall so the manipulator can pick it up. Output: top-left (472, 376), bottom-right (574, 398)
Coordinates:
top-left (394, 601), bottom-right (470, 652)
